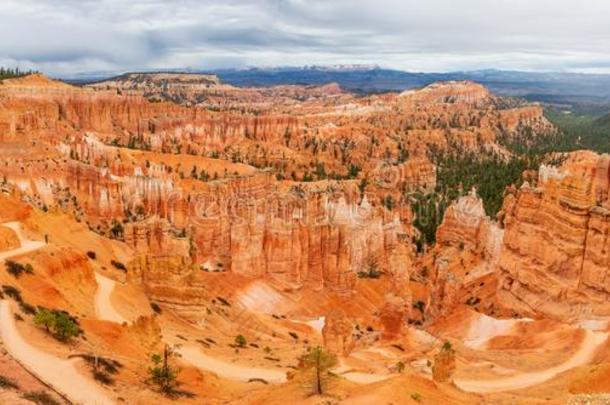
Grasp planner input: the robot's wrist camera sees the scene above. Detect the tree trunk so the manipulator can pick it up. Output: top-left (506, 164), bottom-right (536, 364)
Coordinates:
top-left (316, 352), bottom-right (322, 395)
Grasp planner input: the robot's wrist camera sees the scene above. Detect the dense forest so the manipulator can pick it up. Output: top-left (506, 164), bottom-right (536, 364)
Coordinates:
top-left (544, 110), bottom-right (610, 153)
top-left (407, 110), bottom-right (606, 251)
top-left (408, 151), bottom-right (543, 251)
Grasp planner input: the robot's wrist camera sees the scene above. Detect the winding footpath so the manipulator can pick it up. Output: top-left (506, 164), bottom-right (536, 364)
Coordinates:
top-left (94, 272), bottom-right (128, 324)
top-left (0, 222), bottom-right (45, 261)
top-left (455, 329), bottom-right (609, 393)
top-left (0, 222), bottom-right (115, 404)
top-left (178, 345), bottom-right (288, 383)
top-left (0, 301), bottom-right (114, 404)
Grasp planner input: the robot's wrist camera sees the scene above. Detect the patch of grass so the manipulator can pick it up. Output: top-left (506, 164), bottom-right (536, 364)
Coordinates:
top-left (411, 392), bottom-right (422, 402)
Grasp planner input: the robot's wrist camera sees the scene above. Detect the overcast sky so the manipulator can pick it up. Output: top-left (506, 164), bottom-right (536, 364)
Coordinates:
top-left (2, 0), bottom-right (610, 77)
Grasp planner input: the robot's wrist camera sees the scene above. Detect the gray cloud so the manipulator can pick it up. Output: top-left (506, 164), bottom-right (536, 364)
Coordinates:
top-left (1, 0), bottom-right (610, 76)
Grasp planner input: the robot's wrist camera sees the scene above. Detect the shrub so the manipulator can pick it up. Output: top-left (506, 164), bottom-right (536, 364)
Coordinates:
top-left (150, 302), bottom-right (162, 314)
top-left (0, 375), bottom-right (18, 389)
top-left (411, 392), bottom-right (422, 402)
top-left (288, 331), bottom-right (299, 340)
top-left (22, 391), bottom-right (61, 405)
top-left (110, 220), bottom-right (124, 239)
top-left (92, 369), bottom-right (114, 385)
top-left (235, 334), bottom-right (247, 348)
top-left (110, 260), bottom-right (127, 272)
top-left (34, 308), bottom-right (81, 342)
top-left (19, 301), bottom-right (37, 315)
top-left (2, 285), bottom-right (22, 302)
top-left (86, 251), bottom-right (97, 260)
top-left (5, 260), bottom-right (33, 278)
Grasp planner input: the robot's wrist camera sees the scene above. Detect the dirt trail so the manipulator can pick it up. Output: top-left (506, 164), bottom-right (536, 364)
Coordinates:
top-left (0, 301), bottom-right (114, 404)
top-left (0, 221), bottom-right (45, 261)
top-left (94, 272), bottom-right (128, 324)
top-left (332, 359), bottom-right (397, 384)
top-left (0, 222), bottom-right (114, 403)
top-left (464, 313), bottom-right (531, 349)
top-left (177, 345), bottom-right (288, 383)
top-left (455, 329), bottom-right (609, 393)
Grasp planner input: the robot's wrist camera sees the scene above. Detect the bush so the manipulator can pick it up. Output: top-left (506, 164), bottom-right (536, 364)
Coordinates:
top-left (22, 391), bottom-right (61, 405)
top-left (86, 251), bottom-right (97, 260)
top-left (110, 260), bottom-right (127, 272)
top-left (0, 375), bottom-right (18, 389)
top-left (92, 369), bottom-right (114, 385)
top-left (413, 300), bottom-right (425, 313)
top-left (150, 302), bottom-right (162, 314)
top-left (110, 220), bottom-right (124, 239)
top-left (2, 285), bottom-right (22, 302)
top-left (19, 301), bottom-right (37, 315)
top-left (5, 260), bottom-right (33, 278)
top-left (235, 334), bottom-right (247, 348)
top-left (34, 308), bottom-right (81, 342)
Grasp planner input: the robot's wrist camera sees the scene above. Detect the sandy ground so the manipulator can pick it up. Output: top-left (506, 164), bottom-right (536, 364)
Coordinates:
top-left (455, 329), bottom-right (609, 393)
top-left (177, 345), bottom-right (288, 383)
top-left (0, 301), bottom-right (114, 404)
top-left (94, 272), bottom-right (128, 324)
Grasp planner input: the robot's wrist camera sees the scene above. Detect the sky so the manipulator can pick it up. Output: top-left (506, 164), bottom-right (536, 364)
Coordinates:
top-left (1, 0), bottom-right (610, 77)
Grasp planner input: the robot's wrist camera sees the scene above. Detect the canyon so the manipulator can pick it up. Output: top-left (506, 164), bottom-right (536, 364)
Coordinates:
top-left (0, 72), bottom-right (608, 404)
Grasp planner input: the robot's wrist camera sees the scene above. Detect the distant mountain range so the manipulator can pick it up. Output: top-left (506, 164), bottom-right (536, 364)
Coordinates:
top-left (66, 66), bottom-right (610, 111)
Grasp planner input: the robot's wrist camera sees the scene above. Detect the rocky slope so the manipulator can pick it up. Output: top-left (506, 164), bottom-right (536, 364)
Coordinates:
top-left (497, 151), bottom-right (610, 322)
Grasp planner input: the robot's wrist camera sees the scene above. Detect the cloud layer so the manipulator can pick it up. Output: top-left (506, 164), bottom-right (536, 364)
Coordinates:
top-left (2, 0), bottom-right (610, 76)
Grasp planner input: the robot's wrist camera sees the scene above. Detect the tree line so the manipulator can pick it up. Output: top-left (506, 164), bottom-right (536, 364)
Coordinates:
top-left (0, 67), bottom-right (37, 80)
